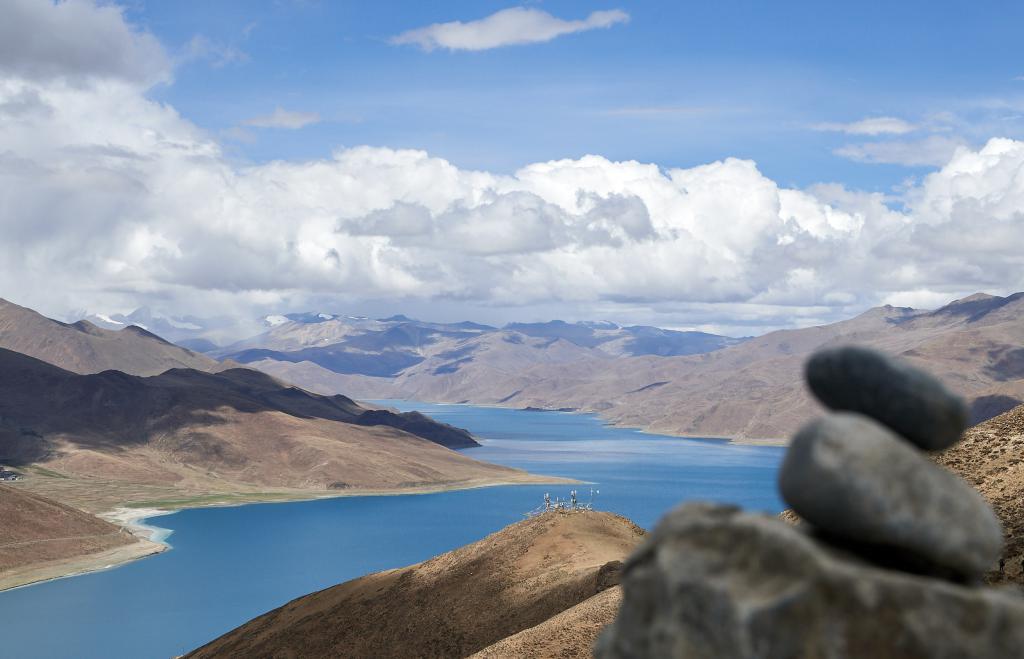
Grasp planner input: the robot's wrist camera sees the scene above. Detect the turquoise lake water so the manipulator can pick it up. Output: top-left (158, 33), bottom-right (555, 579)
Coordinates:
top-left (0, 402), bottom-right (785, 658)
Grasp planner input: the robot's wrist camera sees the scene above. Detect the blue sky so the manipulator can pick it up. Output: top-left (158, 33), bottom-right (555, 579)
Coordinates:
top-left (136, 0), bottom-right (1024, 191)
top-left (2, 0), bottom-right (1023, 335)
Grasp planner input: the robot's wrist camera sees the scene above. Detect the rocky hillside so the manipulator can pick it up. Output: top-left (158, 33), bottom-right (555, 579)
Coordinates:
top-left (0, 298), bottom-right (218, 376)
top-left (188, 511), bottom-right (644, 658)
top-left (936, 403), bottom-right (1024, 585)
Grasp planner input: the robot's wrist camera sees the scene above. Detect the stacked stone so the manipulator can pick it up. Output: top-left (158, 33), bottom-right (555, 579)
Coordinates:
top-left (779, 345), bottom-right (1003, 581)
top-left (597, 346), bottom-right (1022, 658)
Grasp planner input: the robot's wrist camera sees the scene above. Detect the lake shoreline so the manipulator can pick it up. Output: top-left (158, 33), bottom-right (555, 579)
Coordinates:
top-left (0, 474), bottom-right (576, 593)
top-left (369, 398), bottom-right (791, 447)
top-left (0, 400), bottom-right (784, 658)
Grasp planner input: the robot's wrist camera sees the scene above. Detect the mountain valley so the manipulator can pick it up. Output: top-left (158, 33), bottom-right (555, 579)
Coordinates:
top-left (210, 293), bottom-right (1024, 443)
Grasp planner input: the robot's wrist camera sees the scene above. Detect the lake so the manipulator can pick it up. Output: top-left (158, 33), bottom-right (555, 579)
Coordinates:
top-left (0, 402), bottom-right (785, 659)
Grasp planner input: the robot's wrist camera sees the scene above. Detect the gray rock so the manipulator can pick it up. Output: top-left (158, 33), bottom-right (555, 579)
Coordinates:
top-left (779, 413), bottom-right (1003, 579)
top-left (805, 346), bottom-right (968, 450)
top-left (596, 503), bottom-right (1024, 659)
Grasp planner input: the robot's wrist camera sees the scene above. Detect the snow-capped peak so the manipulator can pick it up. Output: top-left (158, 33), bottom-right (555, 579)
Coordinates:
top-left (94, 313), bottom-right (125, 325)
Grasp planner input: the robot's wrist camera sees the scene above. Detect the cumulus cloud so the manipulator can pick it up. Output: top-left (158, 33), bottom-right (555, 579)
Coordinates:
top-left (1, 0), bottom-right (1022, 332)
top-left (0, 0), bottom-right (170, 84)
top-left (243, 107), bottom-right (321, 129)
top-left (812, 116), bottom-right (918, 135)
top-left (390, 7), bottom-right (629, 52)
top-left (834, 135), bottom-right (968, 166)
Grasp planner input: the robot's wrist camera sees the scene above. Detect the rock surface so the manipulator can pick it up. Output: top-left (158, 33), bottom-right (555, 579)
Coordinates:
top-left (806, 346), bottom-right (968, 450)
top-left (779, 413), bottom-right (1003, 579)
top-left (597, 503), bottom-right (1024, 659)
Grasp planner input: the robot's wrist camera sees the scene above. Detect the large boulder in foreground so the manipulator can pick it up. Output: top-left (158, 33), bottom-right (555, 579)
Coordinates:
top-left (597, 503), bottom-right (1024, 659)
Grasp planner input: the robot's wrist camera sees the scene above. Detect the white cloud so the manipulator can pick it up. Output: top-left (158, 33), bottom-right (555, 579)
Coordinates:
top-left (390, 7), bottom-right (629, 52)
top-left (812, 116), bottom-right (918, 135)
top-left (243, 107), bottom-right (321, 129)
top-left (1, 0), bottom-right (1022, 332)
top-left (834, 135), bottom-right (968, 166)
top-left (0, 0), bottom-right (170, 85)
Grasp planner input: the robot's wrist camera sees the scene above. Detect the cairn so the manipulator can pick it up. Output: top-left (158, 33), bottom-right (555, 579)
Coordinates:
top-left (781, 345), bottom-right (1003, 580)
top-left (598, 346), bottom-right (1024, 658)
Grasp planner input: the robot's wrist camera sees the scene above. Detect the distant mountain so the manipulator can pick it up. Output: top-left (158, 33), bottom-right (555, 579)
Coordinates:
top-left (75, 306), bottom-right (251, 345)
top-left (217, 314), bottom-right (743, 390)
top-left (189, 511), bottom-right (644, 659)
top-left (503, 320), bottom-right (744, 356)
top-left (1, 299), bottom-right (218, 376)
top-left (244, 293), bottom-right (1024, 442)
top-left (0, 347), bottom-right (555, 510)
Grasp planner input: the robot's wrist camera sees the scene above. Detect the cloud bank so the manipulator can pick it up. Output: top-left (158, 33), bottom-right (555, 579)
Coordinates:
top-left (0, 1), bottom-right (1021, 334)
top-left (0, 0), bottom-right (169, 84)
top-left (390, 7), bottom-right (629, 52)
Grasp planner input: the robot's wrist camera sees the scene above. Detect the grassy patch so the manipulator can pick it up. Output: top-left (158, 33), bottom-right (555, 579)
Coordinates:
top-left (25, 465), bottom-right (70, 479)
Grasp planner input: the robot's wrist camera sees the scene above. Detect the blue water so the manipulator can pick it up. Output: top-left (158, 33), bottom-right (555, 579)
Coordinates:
top-left (0, 402), bottom-right (785, 659)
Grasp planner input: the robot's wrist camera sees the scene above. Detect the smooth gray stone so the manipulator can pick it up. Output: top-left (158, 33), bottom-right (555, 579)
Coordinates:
top-left (596, 503), bottom-right (1024, 659)
top-left (805, 346), bottom-right (968, 450)
top-left (779, 413), bottom-right (1003, 579)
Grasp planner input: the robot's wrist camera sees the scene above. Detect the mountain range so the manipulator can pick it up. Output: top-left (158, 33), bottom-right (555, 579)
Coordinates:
top-left (0, 298), bottom-right (567, 577)
top-left (0, 298), bottom-right (572, 590)
top-left (208, 293), bottom-right (1024, 442)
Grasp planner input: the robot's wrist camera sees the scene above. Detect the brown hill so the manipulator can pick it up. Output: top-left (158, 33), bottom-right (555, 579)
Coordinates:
top-left (0, 484), bottom-right (161, 590)
top-left (188, 511), bottom-right (644, 659)
top-left (271, 292), bottom-right (1024, 442)
top-left (935, 403), bottom-right (1024, 586)
top-left (0, 297), bottom-right (218, 376)
top-left (0, 347), bottom-right (558, 512)
top-left (469, 586), bottom-right (623, 659)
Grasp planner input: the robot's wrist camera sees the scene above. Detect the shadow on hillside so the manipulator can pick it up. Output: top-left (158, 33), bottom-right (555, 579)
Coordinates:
top-left (0, 349), bottom-right (475, 465)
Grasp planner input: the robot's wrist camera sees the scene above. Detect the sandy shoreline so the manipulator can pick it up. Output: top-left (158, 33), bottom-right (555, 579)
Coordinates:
top-left (100, 507), bottom-right (178, 544)
top-left (0, 536), bottom-right (167, 593)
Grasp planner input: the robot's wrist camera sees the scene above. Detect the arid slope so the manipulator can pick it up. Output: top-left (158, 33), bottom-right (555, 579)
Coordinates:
top-left (469, 586), bottom-right (623, 659)
top-left (0, 485), bottom-right (161, 590)
top-left (936, 403), bottom-right (1024, 586)
top-left (189, 511), bottom-right (644, 659)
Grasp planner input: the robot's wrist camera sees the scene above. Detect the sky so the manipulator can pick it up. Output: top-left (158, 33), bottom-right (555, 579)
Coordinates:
top-left (1, 0), bottom-right (1023, 336)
